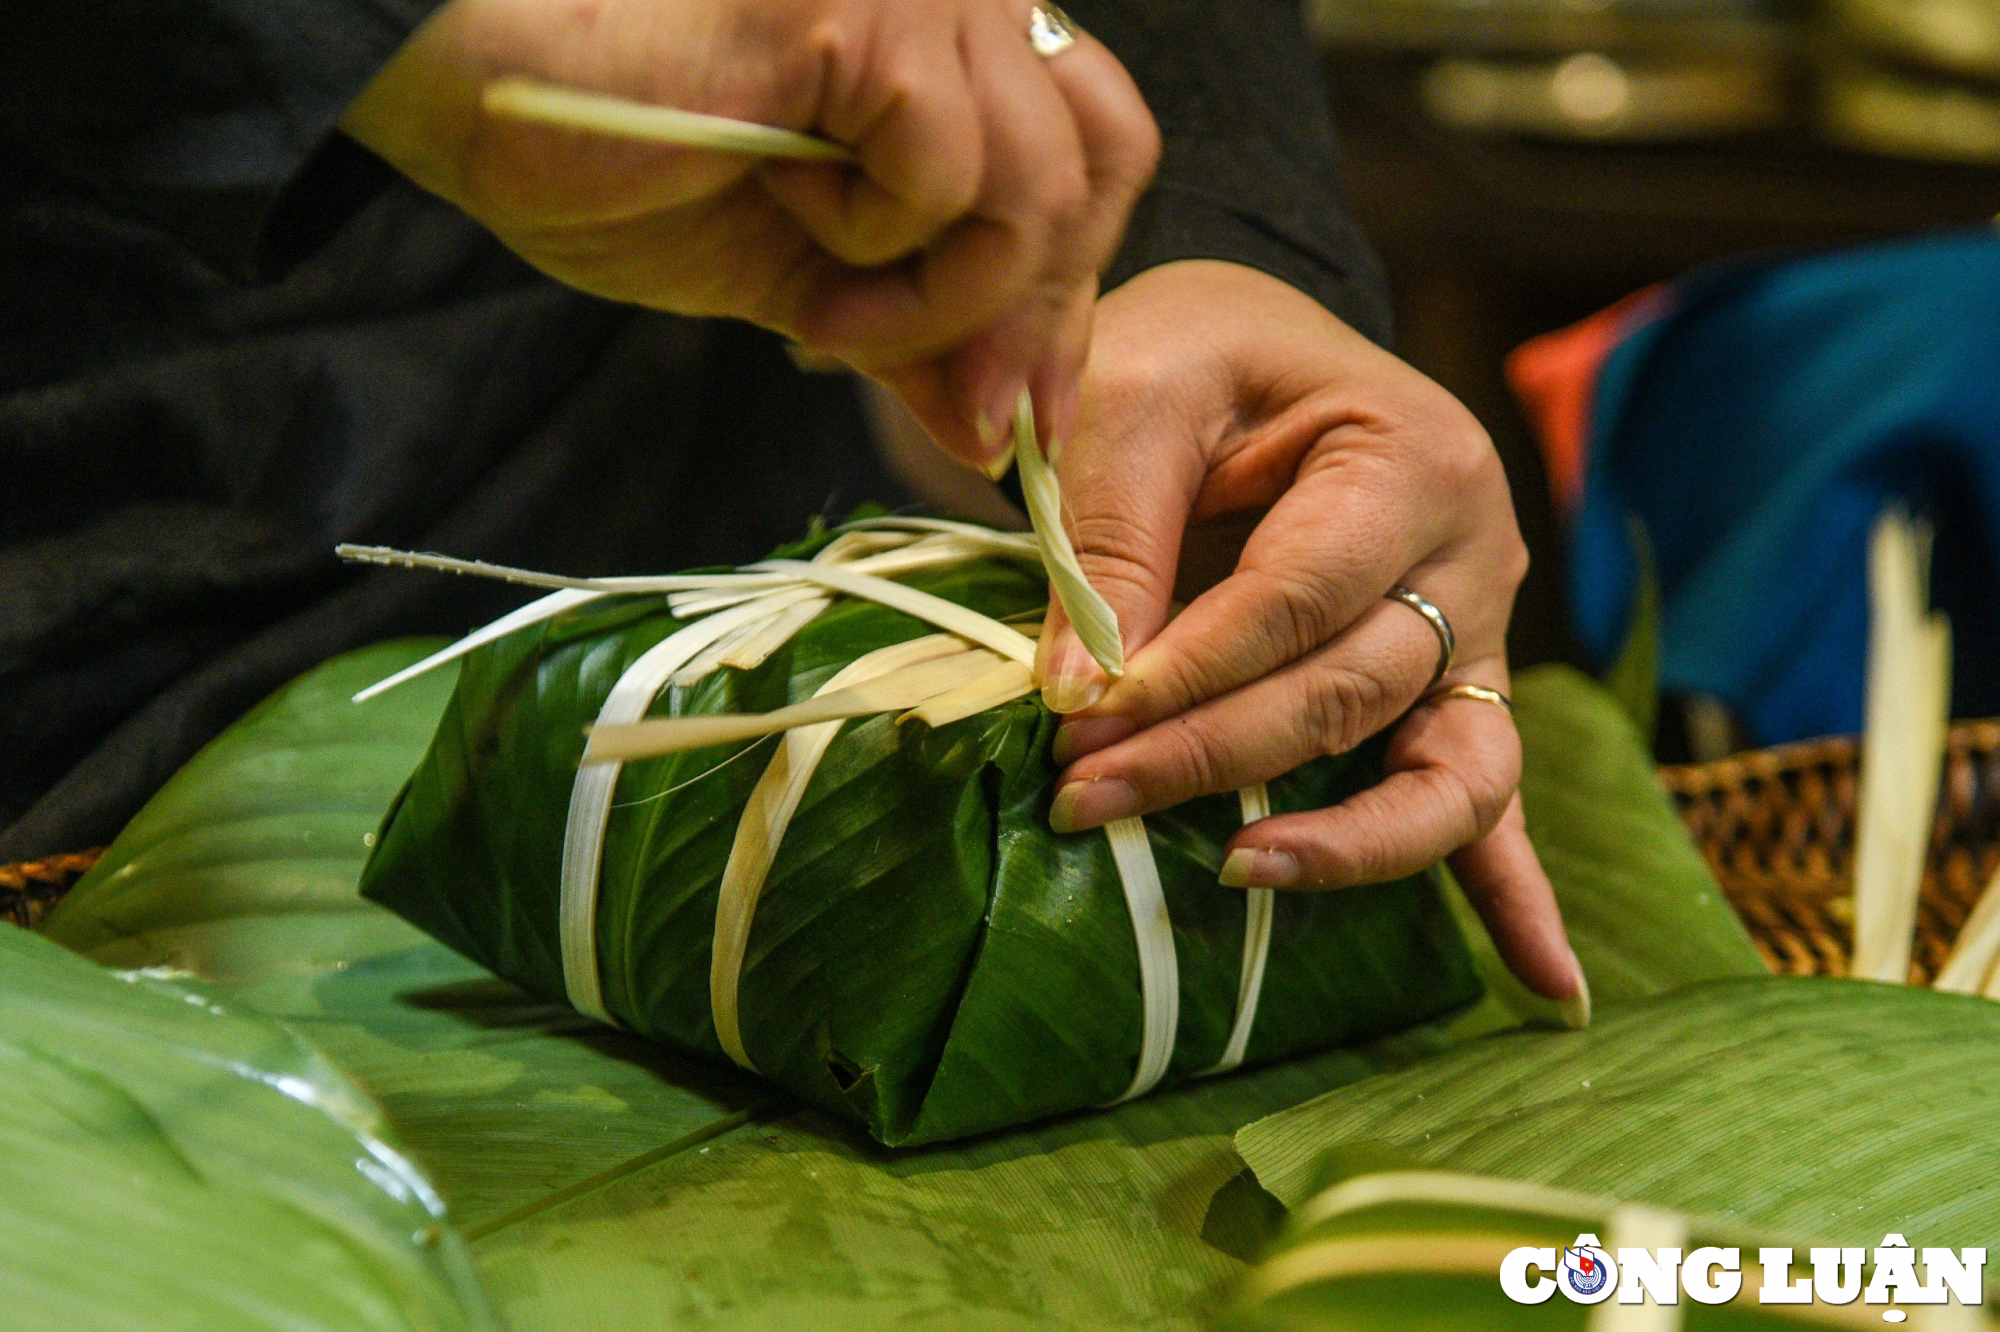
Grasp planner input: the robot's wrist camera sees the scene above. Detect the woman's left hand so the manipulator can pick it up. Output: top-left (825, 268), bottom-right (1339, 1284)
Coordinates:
top-left (1036, 259), bottom-right (1582, 1008)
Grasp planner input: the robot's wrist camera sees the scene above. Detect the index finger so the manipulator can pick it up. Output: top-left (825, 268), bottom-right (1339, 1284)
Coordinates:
top-left (1082, 456), bottom-right (1450, 733)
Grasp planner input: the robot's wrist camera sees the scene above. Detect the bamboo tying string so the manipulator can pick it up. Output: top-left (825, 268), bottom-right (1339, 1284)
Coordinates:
top-left (1208, 783), bottom-right (1275, 1076)
top-left (558, 594), bottom-right (791, 1021)
top-left (584, 647), bottom-right (1002, 762)
top-left (710, 635), bottom-right (978, 1069)
top-left (1934, 853), bottom-right (2000, 993)
top-left (1010, 394), bottom-right (1126, 679)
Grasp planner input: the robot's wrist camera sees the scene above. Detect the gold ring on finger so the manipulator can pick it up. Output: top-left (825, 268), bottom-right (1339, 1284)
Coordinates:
top-left (1423, 682), bottom-right (1514, 715)
top-left (1386, 584), bottom-right (1455, 688)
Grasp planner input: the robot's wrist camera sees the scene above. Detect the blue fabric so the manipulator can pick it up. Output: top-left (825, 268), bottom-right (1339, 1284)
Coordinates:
top-left (1571, 229), bottom-right (2000, 744)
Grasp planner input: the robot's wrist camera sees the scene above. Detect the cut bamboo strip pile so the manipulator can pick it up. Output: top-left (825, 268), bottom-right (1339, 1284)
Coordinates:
top-left (1663, 508), bottom-right (1965, 986)
top-left (1850, 508), bottom-right (1953, 984)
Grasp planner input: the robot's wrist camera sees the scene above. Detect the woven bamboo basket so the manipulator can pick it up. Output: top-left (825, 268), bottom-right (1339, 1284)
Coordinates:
top-left (8, 723), bottom-right (2000, 981)
top-left (1660, 718), bottom-right (2000, 984)
top-left (0, 851), bottom-right (102, 931)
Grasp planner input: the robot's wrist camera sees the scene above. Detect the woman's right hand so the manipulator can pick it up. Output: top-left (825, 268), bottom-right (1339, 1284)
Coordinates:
top-left (341, 0), bottom-right (1159, 467)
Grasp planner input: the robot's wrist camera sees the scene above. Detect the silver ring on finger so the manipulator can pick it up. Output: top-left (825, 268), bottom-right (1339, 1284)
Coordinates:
top-left (1386, 584), bottom-right (1455, 688)
top-left (1423, 682), bottom-right (1513, 715)
top-left (1028, 4), bottom-right (1080, 57)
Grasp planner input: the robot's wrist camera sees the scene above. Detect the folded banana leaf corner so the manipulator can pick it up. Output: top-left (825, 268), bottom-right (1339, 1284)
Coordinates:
top-left (356, 523), bottom-right (1485, 1145)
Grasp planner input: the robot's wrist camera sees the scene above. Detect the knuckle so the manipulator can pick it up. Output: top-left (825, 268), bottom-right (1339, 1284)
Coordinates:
top-left (1154, 717), bottom-right (1229, 799)
top-left (1069, 507), bottom-right (1162, 573)
top-left (1434, 417), bottom-right (1496, 499)
top-left (1029, 157), bottom-right (1091, 234)
top-left (1430, 771), bottom-right (1483, 841)
top-left (1495, 525), bottom-right (1531, 593)
top-left (1463, 743), bottom-right (1523, 830)
top-left (1084, 350), bottom-right (1173, 417)
top-left (1125, 110), bottom-right (1162, 187)
top-left (1241, 567), bottom-right (1342, 663)
top-left (1306, 664), bottom-right (1391, 756)
top-left (1316, 810), bottom-right (1396, 887)
top-left (1094, 102), bottom-right (1160, 201)
top-left (807, 14), bottom-right (865, 81)
top-left (998, 130), bottom-right (1087, 226)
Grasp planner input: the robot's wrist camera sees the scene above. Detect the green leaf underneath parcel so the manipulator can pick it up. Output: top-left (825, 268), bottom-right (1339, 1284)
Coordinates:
top-left (1237, 977), bottom-right (2000, 1254)
top-left (34, 639), bottom-right (1771, 1330)
top-left (0, 923), bottom-right (493, 1331)
top-left (44, 641), bottom-right (756, 1235)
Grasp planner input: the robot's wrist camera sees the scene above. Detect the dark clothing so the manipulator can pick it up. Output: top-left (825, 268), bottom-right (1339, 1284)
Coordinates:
top-left (0, 0), bottom-right (1389, 859)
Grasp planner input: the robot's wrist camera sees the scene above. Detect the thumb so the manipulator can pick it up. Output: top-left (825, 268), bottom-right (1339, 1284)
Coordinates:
top-left (1035, 366), bottom-right (1207, 730)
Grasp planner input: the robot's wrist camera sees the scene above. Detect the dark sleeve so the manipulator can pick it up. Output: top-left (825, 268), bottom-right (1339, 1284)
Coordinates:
top-left (1062, 0), bottom-right (1393, 345)
top-left (0, 0), bottom-right (444, 280)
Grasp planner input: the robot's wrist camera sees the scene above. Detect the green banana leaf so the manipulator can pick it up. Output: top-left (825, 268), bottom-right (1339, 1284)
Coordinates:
top-left (357, 543), bottom-right (1481, 1144)
top-left (1600, 515), bottom-right (1661, 745)
top-left (0, 920), bottom-right (493, 1331)
top-left (1506, 666), bottom-right (1765, 1010)
top-left (38, 641), bottom-right (1759, 1329)
top-left (44, 642), bottom-right (755, 1236)
top-left (1236, 977), bottom-right (2000, 1255)
top-left (1215, 1147), bottom-right (1982, 1331)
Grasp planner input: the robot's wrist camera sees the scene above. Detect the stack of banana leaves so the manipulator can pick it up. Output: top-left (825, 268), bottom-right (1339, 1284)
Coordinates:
top-left (19, 515), bottom-right (2000, 1329)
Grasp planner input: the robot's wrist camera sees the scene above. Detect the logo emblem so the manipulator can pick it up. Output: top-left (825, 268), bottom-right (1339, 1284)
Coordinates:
top-left (1558, 1234), bottom-right (1617, 1304)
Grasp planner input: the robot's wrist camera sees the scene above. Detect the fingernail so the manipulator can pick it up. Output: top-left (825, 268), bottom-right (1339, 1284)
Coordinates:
top-left (1041, 632), bottom-right (1107, 715)
top-left (1052, 716), bottom-right (1139, 766)
top-left (1559, 950), bottom-right (1592, 1030)
top-left (1044, 673), bottom-right (1106, 716)
top-left (1049, 778), bottom-right (1137, 835)
top-left (980, 382), bottom-right (1027, 451)
top-left (1219, 848), bottom-right (1300, 889)
top-left (973, 408), bottom-right (1003, 456)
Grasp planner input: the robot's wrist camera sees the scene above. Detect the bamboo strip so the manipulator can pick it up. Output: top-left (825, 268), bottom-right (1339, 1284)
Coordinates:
top-left (898, 659), bottom-right (1036, 728)
top-left (482, 76), bottom-right (853, 163)
top-left (1012, 393), bottom-right (1126, 680)
top-left (710, 635), bottom-right (972, 1070)
top-left (584, 646), bottom-right (995, 762)
top-left (558, 595), bottom-right (792, 1020)
top-left (1853, 509), bottom-right (1954, 984)
top-left (1209, 784), bottom-right (1275, 1075)
top-left (1104, 816), bottom-right (1178, 1102)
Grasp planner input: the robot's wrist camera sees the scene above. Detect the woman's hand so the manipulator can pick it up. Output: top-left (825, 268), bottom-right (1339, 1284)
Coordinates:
top-left (1038, 259), bottom-right (1582, 1007)
top-left (340, 0), bottom-right (1158, 466)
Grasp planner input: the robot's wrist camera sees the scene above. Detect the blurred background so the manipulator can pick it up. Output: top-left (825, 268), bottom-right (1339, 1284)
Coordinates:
top-left (1312, 0), bottom-right (2000, 697)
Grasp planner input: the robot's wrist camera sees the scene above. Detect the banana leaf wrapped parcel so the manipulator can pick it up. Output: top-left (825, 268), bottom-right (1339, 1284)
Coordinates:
top-left (352, 518), bottom-right (1483, 1145)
